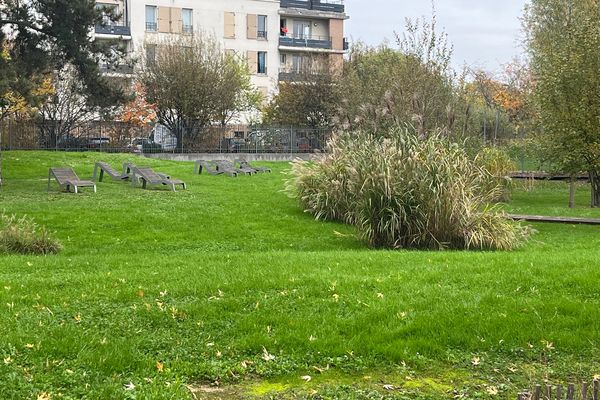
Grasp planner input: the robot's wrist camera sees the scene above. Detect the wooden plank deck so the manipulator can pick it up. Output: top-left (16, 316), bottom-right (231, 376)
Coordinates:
top-left (509, 214), bottom-right (600, 225)
top-left (509, 172), bottom-right (589, 181)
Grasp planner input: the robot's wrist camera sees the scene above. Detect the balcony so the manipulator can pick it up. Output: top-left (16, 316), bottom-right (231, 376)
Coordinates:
top-left (279, 34), bottom-right (332, 50)
top-left (279, 68), bottom-right (329, 82)
top-left (280, 0), bottom-right (345, 13)
top-left (100, 64), bottom-right (134, 75)
top-left (95, 24), bottom-right (131, 37)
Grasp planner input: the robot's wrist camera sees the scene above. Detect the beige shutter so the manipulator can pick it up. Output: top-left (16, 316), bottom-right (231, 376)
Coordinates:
top-left (170, 8), bottom-right (182, 34)
top-left (224, 12), bottom-right (235, 38)
top-left (247, 14), bottom-right (257, 39)
top-left (157, 7), bottom-right (170, 33)
top-left (247, 51), bottom-right (258, 74)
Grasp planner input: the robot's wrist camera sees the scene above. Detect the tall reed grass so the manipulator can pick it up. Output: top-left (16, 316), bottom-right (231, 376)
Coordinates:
top-left (286, 128), bottom-right (529, 250)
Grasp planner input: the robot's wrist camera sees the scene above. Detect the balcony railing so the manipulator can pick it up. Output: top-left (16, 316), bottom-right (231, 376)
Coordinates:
top-left (279, 34), bottom-right (332, 50)
top-left (257, 30), bottom-right (268, 39)
top-left (183, 24), bottom-right (193, 34)
top-left (280, 0), bottom-right (345, 13)
top-left (279, 68), bottom-right (329, 82)
top-left (95, 24), bottom-right (131, 36)
top-left (146, 22), bottom-right (157, 32)
top-left (100, 64), bottom-right (134, 75)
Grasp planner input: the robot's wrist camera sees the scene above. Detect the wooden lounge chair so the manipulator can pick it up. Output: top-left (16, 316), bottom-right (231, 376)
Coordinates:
top-left (48, 167), bottom-right (96, 193)
top-left (93, 162), bottom-right (130, 182)
top-left (194, 160), bottom-right (223, 176)
top-left (217, 160), bottom-right (254, 176)
top-left (236, 158), bottom-right (271, 173)
top-left (130, 166), bottom-right (186, 191)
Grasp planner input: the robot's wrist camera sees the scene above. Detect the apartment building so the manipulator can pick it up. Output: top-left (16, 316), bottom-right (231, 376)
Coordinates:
top-left (94, 0), bottom-right (348, 96)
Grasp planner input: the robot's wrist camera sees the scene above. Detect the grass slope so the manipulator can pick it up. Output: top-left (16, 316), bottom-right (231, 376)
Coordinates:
top-left (0, 151), bottom-right (599, 400)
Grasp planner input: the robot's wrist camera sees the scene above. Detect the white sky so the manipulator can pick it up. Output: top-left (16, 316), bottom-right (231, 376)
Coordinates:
top-left (344, 0), bottom-right (528, 73)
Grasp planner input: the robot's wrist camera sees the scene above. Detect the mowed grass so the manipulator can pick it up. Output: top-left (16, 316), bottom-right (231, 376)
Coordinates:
top-left (0, 151), bottom-right (599, 400)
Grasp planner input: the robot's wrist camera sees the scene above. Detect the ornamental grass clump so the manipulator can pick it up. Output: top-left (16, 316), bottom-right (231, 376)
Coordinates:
top-left (0, 214), bottom-right (62, 255)
top-left (286, 128), bottom-right (529, 250)
top-left (475, 147), bottom-right (516, 202)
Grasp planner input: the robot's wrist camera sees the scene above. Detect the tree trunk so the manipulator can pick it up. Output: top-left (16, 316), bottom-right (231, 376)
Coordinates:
top-left (591, 169), bottom-right (600, 208)
top-left (569, 175), bottom-right (575, 209)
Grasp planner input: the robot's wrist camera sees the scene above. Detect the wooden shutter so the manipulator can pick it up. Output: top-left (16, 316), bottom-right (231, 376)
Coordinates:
top-left (157, 6), bottom-right (170, 33)
top-left (224, 12), bottom-right (235, 38)
top-left (247, 51), bottom-right (258, 74)
top-left (170, 8), bottom-right (182, 34)
top-left (247, 14), bottom-right (257, 39)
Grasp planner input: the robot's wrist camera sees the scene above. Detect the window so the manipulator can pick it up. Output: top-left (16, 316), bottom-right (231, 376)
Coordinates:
top-left (292, 55), bottom-right (303, 73)
top-left (182, 8), bottom-right (193, 34)
top-left (145, 5), bottom-right (157, 31)
top-left (257, 52), bottom-right (267, 74)
top-left (146, 44), bottom-right (156, 66)
top-left (293, 20), bottom-right (311, 39)
top-left (257, 15), bottom-right (267, 39)
top-left (280, 54), bottom-right (287, 65)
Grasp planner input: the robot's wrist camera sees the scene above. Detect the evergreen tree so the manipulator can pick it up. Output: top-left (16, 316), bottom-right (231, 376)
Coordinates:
top-left (0, 0), bottom-right (127, 115)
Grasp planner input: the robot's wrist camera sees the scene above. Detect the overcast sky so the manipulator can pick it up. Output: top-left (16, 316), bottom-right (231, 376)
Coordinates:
top-left (344, 0), bottom-right (528, 73)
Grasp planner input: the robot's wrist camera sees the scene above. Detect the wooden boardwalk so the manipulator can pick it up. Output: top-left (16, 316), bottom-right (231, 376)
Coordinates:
top-left (509, 214), bottom-right (600, 225)
top-left (509, 172), bottom-right (589, 181)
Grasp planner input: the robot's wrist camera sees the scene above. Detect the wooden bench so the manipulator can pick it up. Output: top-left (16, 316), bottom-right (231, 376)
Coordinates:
top-left (48, 168), bottom-right (96, 193)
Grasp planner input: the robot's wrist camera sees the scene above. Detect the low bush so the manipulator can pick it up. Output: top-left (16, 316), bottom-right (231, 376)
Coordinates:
top-left (286, 128), bottom-right (530, 250)
top-left (0, 214), bottom-right (62, 255)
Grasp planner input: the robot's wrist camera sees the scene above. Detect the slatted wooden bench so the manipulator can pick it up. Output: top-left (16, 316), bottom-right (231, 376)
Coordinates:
top-left (92, 162), bottom-right (130, 182)
top-left (48, 167), bottom-right (96, 194)
top-left (130, 166), bottom-right (186, 191)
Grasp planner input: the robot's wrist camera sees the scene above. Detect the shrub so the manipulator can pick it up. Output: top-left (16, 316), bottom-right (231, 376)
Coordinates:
top-left (0, 215), bottom-right (62, 255)
top-left (286, 128), bottom-right (530, 250)
top-left (475, 147), bottom-right (516, 202)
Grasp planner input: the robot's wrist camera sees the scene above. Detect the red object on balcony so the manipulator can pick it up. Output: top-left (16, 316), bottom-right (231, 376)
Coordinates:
top-left (281, 27), bottom-right (288, 35)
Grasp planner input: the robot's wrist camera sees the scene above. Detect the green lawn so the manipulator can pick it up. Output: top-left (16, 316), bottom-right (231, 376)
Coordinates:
top-left (0, 151), bottom-right (599, 400)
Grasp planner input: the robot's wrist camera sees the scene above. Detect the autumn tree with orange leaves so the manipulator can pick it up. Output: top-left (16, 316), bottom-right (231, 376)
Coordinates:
top-left (120, 82), bottom-right (157, 127)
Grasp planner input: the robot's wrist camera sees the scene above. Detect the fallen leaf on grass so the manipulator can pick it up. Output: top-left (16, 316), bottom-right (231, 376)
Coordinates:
top-left (301, 375), bottom-right (312, 382)
top-left (383, 384), bottom-right (395, 390)
top-left (4, 356), bottom-right (12, 364)
top-left (156, 361), bottom-right (164, 372)
top-left (124, 382), bottom-right (135, 391)
top-left (471, 356), bottom-right (481, 366)
top-left (261, 347), bottom-right (275, 362)
top-left (25, 343), bottom-right (35, 349)
top-left (37, 393), bottom-right (51, 400)
top-left (486, 386), bottom-right (499, 395)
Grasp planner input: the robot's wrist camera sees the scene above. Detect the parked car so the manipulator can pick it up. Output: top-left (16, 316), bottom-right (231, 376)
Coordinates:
top-left (86, 137), bottom-right (110, 149)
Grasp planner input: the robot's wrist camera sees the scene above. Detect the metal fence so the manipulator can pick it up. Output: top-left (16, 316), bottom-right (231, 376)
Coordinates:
top-left (0, 120), bottom-right (331, 154)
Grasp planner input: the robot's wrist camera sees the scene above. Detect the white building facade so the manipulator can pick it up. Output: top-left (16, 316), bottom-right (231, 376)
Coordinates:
top-left (94, 0), bottom-right (348, 98)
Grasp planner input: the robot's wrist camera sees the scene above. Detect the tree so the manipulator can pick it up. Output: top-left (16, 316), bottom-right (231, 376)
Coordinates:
top-left (120, 82), bottom-right (157, 128)
top-left (0, 0), bottom-right (127, 115)
top-left (37, 66), bottom-right (110, 148)
top-left (140, 35), bottom-right (259, 151)
top-left (524, 0), bottom-right (600, 207)
top-left (335, 14), bottom-right (457, 137)
top-left (263, 62), bottom-right (339, 128)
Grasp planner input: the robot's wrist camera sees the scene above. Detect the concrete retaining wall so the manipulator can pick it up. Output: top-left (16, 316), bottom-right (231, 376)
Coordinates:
top-left (142, 153), bottom-right (324, 162)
